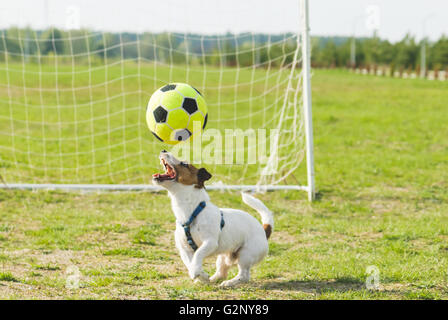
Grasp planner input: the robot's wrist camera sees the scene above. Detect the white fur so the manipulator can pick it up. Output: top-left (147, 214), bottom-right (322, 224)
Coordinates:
top-left (241, 192), bottom-right (274, 228)
top-left (153, 152), bottom-right (274, 287)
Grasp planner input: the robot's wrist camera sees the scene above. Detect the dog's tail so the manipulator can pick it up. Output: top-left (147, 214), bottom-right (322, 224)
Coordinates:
top-left (241, 192), bottom-right (274, 239)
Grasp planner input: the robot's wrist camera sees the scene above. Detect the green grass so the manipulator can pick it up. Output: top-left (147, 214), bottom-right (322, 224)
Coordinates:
top-left (0, 272), bottom-right (19, 282)
top-left (0, 65), bottom-right (448, 299)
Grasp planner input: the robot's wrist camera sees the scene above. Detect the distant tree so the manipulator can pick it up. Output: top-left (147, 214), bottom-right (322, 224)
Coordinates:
top-left (66, 29), bottom-right (96, 57)
top-left (96, 33), bottom-right (120, 59)
top-left (238, 42), bottom-right (255, 67)
top-left (335, 40), bottom-right (351, 67)
top-left (41, 28), bottom-right (65, 55)
top-left (1, 28), bottom-right (23, 59)
top-left (429, 35), bottom-right (448, 70)
top-left (2, 27), bottom-right (447, 70)
top-left (319, 40), bottom-right (338, 68)
top-left (222, 37), bottom-right (237, 67)
top-left (267, 42), bottom-right (288, 68)
top-left (139, 33), bottom-right (158, 61)
top-left (393, 34), bottom-right (419, 70)
top-left (121, 33), bottom-right (138, 60)
top-left (377, 40), bottom-right (395, 65)
top-left (362, 36), bottom-right (382, 66)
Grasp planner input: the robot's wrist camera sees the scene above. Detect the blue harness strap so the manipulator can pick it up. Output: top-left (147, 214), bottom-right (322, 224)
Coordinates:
top-left (181, 201), bottom-right (225, 252)
top-left (220, 211), bottom-right (225, 229)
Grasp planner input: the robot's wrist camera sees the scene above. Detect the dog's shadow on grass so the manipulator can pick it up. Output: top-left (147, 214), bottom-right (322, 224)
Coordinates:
top-left (257, 277), bottom-right (365, 294)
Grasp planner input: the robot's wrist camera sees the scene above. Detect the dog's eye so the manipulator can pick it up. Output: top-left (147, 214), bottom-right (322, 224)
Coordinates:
top-left (180, 162), bottom-right (189, 168)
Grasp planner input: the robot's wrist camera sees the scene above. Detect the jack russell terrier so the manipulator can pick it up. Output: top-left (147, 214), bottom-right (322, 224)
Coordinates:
top-left (152, 150), bottom-right (274, 287)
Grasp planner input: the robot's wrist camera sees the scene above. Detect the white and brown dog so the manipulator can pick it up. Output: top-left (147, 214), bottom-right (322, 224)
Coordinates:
top-left (152, 150), bottom-right (274, 287)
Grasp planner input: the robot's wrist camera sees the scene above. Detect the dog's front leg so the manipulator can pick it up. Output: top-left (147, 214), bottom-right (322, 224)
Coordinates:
top-left (189, 239), bottom-right (218, 282)
top-left (178, 247), bottom-right (194, 272)
top-left (175, 232), bottom-right (194, 273)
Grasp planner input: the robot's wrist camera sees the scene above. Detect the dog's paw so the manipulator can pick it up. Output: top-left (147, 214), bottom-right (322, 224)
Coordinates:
top-left (220, 278), bottom-right (247, 288)
top-left (219, 280), bottom-right (236, 287)
top-left (194, 272), bottom-right (210, 284)
top-left (188, 268), bottom-right (197, 280)
top-left (194, 278), bottom-right (208, 284)
top-left (197, 271), bottom-right (210, 283)
top-left (210, 273), bottom-right (226, 283)
top-left (209, 274), bottom-right (220, 283)
top-left (190, 269), bottom-right (209, 283)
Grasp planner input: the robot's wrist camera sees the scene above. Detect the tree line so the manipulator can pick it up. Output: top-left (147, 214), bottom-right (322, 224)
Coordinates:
top-left (1, 27), bottom-right (447, 71)
top-left (312, 34), bottom-right (448, 72)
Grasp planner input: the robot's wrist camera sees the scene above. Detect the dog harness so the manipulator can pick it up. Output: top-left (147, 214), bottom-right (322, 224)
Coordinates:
top-left (180, 201), bottom-right (225, 251)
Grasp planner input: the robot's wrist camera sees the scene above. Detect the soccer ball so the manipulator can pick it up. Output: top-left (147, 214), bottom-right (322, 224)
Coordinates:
top-left (146, 83), bottom-right (208, 144)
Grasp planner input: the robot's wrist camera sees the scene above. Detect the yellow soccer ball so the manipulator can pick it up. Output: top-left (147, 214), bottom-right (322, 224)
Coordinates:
top-left (146, 83), bottom-right (208, 144)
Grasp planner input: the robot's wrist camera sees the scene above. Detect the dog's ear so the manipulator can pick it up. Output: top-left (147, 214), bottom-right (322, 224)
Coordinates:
top-left (196, 168), bottom-right (212, 188)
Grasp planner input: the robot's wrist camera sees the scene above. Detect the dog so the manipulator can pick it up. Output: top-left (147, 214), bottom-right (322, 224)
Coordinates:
top-left (152, 150), bottom-right (274, 287)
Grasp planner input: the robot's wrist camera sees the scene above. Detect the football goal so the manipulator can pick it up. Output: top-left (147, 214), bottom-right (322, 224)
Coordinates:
top-left (0, 0), bottom-right (315, 200)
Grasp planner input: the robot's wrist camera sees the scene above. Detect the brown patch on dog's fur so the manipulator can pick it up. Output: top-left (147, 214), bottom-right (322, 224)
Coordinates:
top-left (172, 163), bottom-right (211, 188)
top-left (231, 247), bottom-right (242, 261)
top-left (263, 224), bottom-right (272, 239)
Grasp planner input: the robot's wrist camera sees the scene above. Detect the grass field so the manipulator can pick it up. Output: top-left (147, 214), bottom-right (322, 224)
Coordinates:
top-left (1, 67), bottom-right (448, 299)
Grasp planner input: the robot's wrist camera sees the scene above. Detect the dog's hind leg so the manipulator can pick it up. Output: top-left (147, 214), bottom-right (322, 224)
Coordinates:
top-left (220, 241), bottom-right (267, 287)
top-left (219, 262), bottom-right (250, 287)
top-left (210, 254), bottom-right (232, 282)
top-left (219, 250), bottom-right (252, 287)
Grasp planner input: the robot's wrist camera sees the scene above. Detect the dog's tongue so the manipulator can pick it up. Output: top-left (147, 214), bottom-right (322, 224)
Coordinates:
top-left (153, 172), bottom-right (174, 180)
top-left (153, 161), bottom-right (176, 180)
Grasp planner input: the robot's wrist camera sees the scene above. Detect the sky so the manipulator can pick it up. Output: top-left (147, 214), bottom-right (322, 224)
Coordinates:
top-left (0, 0), bottom-right (446, 42)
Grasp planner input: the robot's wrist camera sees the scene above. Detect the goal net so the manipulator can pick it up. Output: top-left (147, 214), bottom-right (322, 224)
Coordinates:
top-left (0, 0), bottom-right (314, 198)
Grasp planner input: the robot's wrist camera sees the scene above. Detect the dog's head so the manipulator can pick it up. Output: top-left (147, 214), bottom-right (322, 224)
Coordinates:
top-left (152, 150), bottom-right (212, 189)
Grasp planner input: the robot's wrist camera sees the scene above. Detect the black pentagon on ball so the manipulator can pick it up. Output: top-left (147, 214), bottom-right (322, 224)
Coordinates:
top-left (182, 98), bottom-right (198, 114)
top-left (174, 129), bottom-right (191, 141)
top-left (153, 106), bottom-right (168, 123)
top-left (160, 84), bottom-right (176, 92)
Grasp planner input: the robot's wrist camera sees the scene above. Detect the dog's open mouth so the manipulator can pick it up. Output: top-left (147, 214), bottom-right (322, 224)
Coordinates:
top-left (153, 158), bottom-right (177, 181)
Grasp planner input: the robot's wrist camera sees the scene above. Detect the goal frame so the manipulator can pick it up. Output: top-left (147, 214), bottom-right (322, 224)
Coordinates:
top-left (0, 0), bottom-right (315, 201)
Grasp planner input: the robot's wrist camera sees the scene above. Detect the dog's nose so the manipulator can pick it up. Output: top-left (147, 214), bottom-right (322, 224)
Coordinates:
top-left (161, 150), bottom-right (167, 153)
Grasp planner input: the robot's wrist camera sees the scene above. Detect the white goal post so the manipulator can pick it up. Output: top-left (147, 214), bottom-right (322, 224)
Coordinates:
top-left (0, 0), bottom-right (315, 201)
top-left (300, 0), bottom-right (316, 201)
